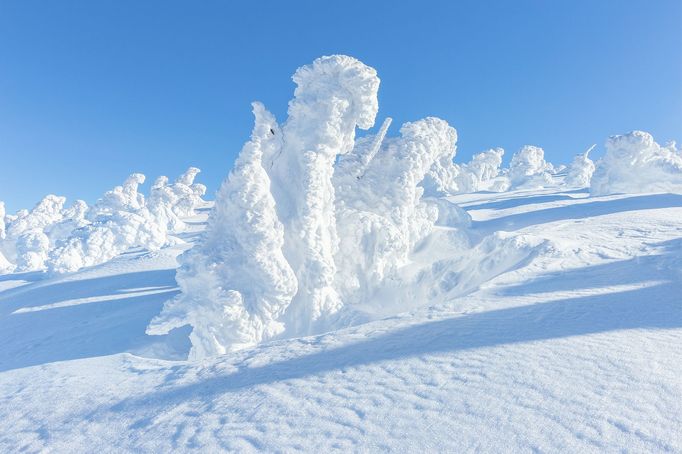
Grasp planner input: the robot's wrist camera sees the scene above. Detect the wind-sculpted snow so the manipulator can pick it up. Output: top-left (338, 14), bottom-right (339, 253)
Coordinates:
top-left (566, 145), bottom-right (596, 188)
top-left (508, 145), bottom-right (554, 189)
top-left (148, 103), bottom-right (297, 358)
top-left (590, 131), bottom-right (682, 196)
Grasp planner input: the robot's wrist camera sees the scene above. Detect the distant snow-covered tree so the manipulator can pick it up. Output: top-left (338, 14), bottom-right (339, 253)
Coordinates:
top-left (565, 145), bottom-right (596, 188)
top-left (508, 145), bottom-right (554, 189)
top-left (590, 131), bottom-right (682, 195)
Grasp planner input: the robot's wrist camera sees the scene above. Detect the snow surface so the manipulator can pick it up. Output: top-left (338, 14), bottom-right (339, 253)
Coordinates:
top-left (0, 185), bottom-right (680, 452)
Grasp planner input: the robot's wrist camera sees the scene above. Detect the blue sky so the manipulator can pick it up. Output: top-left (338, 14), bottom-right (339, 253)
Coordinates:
top-left (1, 0), bottom-right (681, 212)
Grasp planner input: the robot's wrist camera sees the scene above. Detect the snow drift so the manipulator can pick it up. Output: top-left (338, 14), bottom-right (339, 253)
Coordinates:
top-left (590, 131), bottom-right (682, 196)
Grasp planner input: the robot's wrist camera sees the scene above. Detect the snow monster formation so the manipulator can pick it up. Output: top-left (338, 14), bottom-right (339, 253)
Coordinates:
top-left (590, 131), bottom-right (682, 196)
top-left (0, 168), bottom-right (207, 275)
top-left (508, 145), bottom-right (554, 189)
top-left (565, 145), bottom-right (596, 188)
top-left (147, 103), bottom-right (298, 356)
top-left (148, 55), bottom-right (474, 358)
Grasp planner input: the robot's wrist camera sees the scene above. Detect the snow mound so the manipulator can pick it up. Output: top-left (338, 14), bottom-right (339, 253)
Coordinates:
top-left (566, 145), bottom-right (596, 188)
top-left (508, 145), bottom-right (554, 189)
top-left (590, 130), bottom-right (682, 196)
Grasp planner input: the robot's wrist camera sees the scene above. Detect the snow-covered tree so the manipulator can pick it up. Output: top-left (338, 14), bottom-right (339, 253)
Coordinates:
top-left (147, 168), bottom-right (207, 234)
top-left (148, 103), bottom-right (297, 357)
top-left (1, 195), bottom-right (67, 271)
top-left (147, 55), bottom-right (474, 357)
top-left (335, 117), bottom-right (471, 306)
top-left (565, 145), bottom-right (596, 188)
top-left (508, 145), bottom-right (554, 189)
top-left (47, 174), bottom-right (167, 274)
top-left (170, 167), bottom-right (207, 219)
top-left (87, 173), bottom-right (146, 221)
top-left (590, 131), bottom-right (682, 196)
top-left (267, 55), bottom-right (381, 333)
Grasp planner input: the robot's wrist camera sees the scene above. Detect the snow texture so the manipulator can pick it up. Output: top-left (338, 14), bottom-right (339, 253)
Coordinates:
top-left (590, 130), bottom-right (682, 196)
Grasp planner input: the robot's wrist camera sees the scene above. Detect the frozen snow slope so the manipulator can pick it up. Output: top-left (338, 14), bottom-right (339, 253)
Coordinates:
top-left (0, 188), bottom-right (681, 452)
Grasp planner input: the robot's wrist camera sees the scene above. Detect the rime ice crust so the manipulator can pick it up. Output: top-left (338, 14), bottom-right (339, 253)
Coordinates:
top-left (590, 131), bottom-right (682, 196)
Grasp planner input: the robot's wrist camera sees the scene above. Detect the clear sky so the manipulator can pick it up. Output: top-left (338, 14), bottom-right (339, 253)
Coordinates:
top-left (1, 0), bottom-right (681, 212)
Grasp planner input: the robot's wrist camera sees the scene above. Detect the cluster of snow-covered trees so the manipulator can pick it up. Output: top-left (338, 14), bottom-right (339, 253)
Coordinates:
top-left (143, 55), bottom-right (682, 358)
top-left (590, 131), bottom-right (682, 195)
top-left (420, 130), bottom-right (681, 196)
top-left (147, 56), bottom-right (476, 357)
top-left (3, 54), bottom-right (681, 358)
top-left (0, 168), bottom-right (206, 274)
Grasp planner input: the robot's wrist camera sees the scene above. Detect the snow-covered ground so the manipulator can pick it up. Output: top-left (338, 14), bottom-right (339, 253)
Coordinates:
top-left (0, 186), bottom-right (680, 452)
